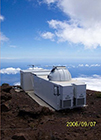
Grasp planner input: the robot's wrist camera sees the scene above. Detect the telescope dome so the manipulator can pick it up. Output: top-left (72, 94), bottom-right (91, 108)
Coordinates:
top-left (48, 66), bottom-right (71, 81)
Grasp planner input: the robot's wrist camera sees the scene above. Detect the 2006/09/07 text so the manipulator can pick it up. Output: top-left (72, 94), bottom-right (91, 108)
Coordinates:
top-left (66, 121), bottom-right (96, 127)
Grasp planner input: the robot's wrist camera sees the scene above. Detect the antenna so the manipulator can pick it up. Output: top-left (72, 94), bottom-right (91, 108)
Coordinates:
top-left (28, 65), bottom-right (34, 68)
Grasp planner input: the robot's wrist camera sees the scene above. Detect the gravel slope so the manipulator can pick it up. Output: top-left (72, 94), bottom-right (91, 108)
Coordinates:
top-left (0, 84), bottom-right (101, 140)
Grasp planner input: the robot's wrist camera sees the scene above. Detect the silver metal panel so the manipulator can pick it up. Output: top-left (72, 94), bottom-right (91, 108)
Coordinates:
top-left (73, 84), bottom-right (86, 98)
top-left (20, 71), bottom-right (33, 91)
top-left (31, 71), bottom-right (50, 76)
top-left (20, 69), bottom-right (50, 91)
top-left (33, 75), bottom-right (61, 110)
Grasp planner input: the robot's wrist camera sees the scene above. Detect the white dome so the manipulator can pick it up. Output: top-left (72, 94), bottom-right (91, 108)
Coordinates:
top-left (48, 66), bottom-right (71, 81)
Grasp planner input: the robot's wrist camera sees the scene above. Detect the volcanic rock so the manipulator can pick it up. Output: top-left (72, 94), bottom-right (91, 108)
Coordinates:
top-left (1, 103), bottom-right (10, 112)
top-left (12, 134), bottom-right (26, 140)
top-left (1, 84), bottom-right (12, 93)
top-left (1, 92), bottom-right (12, 102)
top-left (1, 86), bottom-right (101, 140)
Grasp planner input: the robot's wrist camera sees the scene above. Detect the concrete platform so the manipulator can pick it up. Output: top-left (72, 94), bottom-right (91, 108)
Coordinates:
top-left (26, 90), bottom-right (55, 111)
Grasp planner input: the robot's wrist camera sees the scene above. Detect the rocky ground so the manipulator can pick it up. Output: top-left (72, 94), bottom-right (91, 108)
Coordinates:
top-left (0, 84), bottom-right (101, 140)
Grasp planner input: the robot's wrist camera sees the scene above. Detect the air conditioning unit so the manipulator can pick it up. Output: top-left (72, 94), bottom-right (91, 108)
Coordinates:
top-left (73, 83), bottom-right (86, 107)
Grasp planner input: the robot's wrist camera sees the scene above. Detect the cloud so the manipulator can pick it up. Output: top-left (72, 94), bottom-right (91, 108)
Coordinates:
top-left (0, 67), bottom-right (21, 74)
top-left (69, 64), bottom-right (101, 68)
top-left (85, 64), bottom-right (89, 67)
top-left (90, 64), bottom-right (100, 67)
top-left (77, 64), bottom-right (100, 68)
top-left (78, 64), bottom-right (84, 67)
top-left (0, 32), bottom-right (9, 42)
top-left (48, 19), bottom-right (101, 48)
top-left (14, 82), bottom-right (20, 86)
top-left (41, 31), bottom-right (55, 41)
top-left (9, 45), bottom-right (17, 48)
top-left (43, 0), bottom-right (57, 4)
top-left (0, 15), bottom-right (4, 21)
top-left (73, 75), bottom-right (101, 91)
top-left (28, 67), bottom-right (43, 70)
top-left (0, 15), bottom-right (9, 43)
top-left (42, 0), bottom-right (101, 48)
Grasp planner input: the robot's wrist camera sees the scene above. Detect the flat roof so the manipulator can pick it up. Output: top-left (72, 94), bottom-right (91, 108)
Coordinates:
top-left (31, 71), bottom-right (50, 76)
top-left (20, 69), bottom-right (50, 73)
top-left (35, 75), bottom-right (85, 86)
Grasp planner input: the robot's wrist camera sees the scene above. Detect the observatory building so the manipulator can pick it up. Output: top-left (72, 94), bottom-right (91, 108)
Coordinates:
top-left (20, 66), bottom-right (86, 110)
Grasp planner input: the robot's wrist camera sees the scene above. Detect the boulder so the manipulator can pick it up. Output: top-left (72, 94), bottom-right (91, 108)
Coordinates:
top-left (1, 84), bottom-right (12, 93)
top-left (1, 103), bottom-right (10, 112)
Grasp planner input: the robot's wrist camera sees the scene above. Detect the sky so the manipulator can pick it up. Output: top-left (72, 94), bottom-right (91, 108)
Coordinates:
top-left (1, 0), bottom-right (101, 63)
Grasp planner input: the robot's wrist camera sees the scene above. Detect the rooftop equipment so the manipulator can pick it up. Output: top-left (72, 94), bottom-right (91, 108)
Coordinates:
top-left (20, 66), bottom-right (86, 110)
